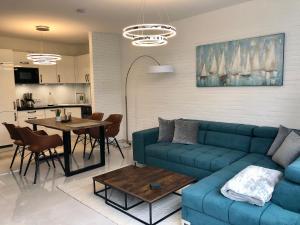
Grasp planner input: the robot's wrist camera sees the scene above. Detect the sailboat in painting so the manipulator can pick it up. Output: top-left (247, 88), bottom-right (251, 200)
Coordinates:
top-left (231, 45), bottom-right (241, 76)
top-left (241, 53), bottom-right (252, 77)
top-left (251, 48), bottom-right (261, 71)
top-left (264, 41), bottom-right (277, 85)
top-left (218, 51), bottom-right (227, 79)
top-left (264, 41), bottom-right (277, 73)
top-left (209, 55), bottom-right (218, 75)
top-left (200, 64), bottom-right (208, 79)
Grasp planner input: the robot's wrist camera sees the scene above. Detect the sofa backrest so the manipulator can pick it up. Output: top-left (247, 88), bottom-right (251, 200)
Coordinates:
top-left (197, 121), bottom-right (256, 152)
top-left (250, 126), bottom-right (278, 154)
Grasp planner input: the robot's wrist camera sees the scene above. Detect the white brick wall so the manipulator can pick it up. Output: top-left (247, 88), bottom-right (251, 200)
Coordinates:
top-left (121, 0), bottom-right (300, 140)
top-left (89, 32), bottom-right (123, 136)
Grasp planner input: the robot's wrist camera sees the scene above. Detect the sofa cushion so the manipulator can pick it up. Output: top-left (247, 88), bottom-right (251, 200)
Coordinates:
top-left (145, 143), bottom-right (246, 172)
top-left (172, 119), bottom-right (199, 144)
top-left (205, 131), bottom-right (251, 152)
top-left (250, 127), bottom-right (278, 154)
top-left (272, 131), bottom-right (300, 168)
top-left (267, 125), bottom-right (291, 156)
top-left (158, 117), bottom-right (175, 142)
top-left (285, 155), bottom-right (300, 184)
top-left (272, 179), bottom-right (300, 214)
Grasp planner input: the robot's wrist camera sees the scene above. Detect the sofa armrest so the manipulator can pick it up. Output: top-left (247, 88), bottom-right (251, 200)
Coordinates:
top-left (285, 155), bottom-right (300, 184)
top-left (132, 127), bottom-right (159, 164)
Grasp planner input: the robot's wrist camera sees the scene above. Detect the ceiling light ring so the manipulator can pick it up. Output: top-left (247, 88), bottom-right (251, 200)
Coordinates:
top-left (123, 23), bottom-right (176, 40)
top-left (132, 35), bottom-right (168, 47)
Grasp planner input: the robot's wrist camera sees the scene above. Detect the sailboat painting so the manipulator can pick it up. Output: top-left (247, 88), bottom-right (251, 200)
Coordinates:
top-left (196, 33), bottom-right (285, 87)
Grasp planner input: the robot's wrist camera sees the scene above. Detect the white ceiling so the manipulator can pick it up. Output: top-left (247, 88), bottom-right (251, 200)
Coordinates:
top-left (0, 0), bottom-right (251, 44)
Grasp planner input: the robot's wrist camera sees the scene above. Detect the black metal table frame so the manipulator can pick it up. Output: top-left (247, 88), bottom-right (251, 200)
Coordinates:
top-left (93, 180), bottom-right (182, 225)
top-left (32, 124), bottom-right (105, 177)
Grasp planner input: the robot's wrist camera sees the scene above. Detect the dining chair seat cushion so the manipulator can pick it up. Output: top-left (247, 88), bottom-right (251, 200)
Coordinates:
top-left (73, 128), bottom-right (88, 135)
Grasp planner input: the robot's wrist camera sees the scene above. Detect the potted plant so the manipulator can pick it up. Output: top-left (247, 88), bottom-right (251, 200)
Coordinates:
top-left (55, 109), bottom-right (61, 122)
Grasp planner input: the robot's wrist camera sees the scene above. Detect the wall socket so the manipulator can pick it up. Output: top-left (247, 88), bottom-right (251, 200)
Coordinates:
top-left (181, 219), bottom-right (191, 225)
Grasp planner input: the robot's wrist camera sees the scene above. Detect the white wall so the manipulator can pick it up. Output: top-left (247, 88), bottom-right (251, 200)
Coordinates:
top-left (0, 35), bottom-right (88, 56)
top-left (89, 32), bottom-right (123, 128)
top-left (121, 0), bottom-right (300, 139)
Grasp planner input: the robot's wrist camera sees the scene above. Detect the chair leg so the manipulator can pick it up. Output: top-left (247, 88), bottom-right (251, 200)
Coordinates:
top-left (10, 145), bottom-right (19, 168)
top-left (72, 135), bottom-right (80, 154)
top-left (83, 134), bottom-right (87, 158)
top-left (42, 152), bottom-right (51, 168)
top-left (19, 146), bottom-right (26, 174)
top-left (34, 153), bottom-right (40, 184)
top-left (48, 149), bottom-right (56, 168)
top-left (24, 152), bottom-right (33, 176)
top-left (114, 138), bottom-right (124, 159)
top-left (89, 135), bottom-right (93, 149)
top-left (106, 137), bottom-right (110, 154)
top-left (88, 139), bottom-right (97, 159)
top-left (53, 149), bottom-right (65, 172)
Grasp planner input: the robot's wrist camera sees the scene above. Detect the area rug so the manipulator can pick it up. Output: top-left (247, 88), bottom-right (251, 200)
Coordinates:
top-left (57, 173), bottom-right (182, 225)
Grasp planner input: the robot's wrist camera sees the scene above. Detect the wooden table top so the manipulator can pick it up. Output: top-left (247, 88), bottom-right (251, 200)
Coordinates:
top-left (93, 165), bottom-right (196, 203)
top-left (25, 117), bottom-right (111, 132)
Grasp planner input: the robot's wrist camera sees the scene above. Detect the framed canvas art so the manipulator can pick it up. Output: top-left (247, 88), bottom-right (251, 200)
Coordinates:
top-left (196, 33), bottom-right (285, 87)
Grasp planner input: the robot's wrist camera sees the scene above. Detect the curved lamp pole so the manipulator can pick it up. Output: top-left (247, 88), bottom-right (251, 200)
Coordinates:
top-left (125, 55), bottom-right (160, 144)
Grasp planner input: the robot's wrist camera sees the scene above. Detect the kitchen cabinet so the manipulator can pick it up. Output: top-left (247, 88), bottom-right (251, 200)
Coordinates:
top-left (56, 56), bottom-right (75, 83)
top-left (0, 49), bottom-right (16, 147)
top-left (13, 51), bottom-right (35, 68)
top-left (39, 65), bottom-right (57, 84)
top-left (64, 107), bottom-right (81, 118)
top-left (17, 109), bottom-right (45, 128)
top-left (75, 54), bottom-right (90, 83)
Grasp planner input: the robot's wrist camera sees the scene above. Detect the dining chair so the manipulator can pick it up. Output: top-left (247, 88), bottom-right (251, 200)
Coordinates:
top-left (16, 127), bottom-right (64, 184)
top-left (88, 114), bottom-right (124, 159)
top-left (2, 123), bottom-right (48, 174)
top-left (72, 112), bottom-right (104, 157)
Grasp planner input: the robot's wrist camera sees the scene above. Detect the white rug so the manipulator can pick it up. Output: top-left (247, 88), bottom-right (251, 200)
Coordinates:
top-left (57, 174), bottom-right (182, 225)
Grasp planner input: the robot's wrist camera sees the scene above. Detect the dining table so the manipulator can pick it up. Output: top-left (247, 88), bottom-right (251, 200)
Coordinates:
top-left (25, 117), bottom-right (111, 176)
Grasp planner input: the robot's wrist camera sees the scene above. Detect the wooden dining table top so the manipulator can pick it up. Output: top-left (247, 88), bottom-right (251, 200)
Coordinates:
top-left (25, 117), bottom-right (111, 132)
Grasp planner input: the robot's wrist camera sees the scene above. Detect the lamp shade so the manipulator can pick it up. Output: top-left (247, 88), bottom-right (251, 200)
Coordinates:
top-left (148, 65), bottom-right (174, 74)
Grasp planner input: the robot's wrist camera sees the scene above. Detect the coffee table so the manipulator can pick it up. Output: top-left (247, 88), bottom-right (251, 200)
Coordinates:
top-left (93, 165), bottom-right (195, 225)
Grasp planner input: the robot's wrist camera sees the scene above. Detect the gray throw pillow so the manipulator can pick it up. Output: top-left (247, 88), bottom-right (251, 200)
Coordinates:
top-left (172, 120), bottom-right (199, 144)
top-left (267, 125), bottom-right (291, 156)
top-left (272, 131), bottom-right (300, 168)
top-left (158, 117), bottom-right (175, 142)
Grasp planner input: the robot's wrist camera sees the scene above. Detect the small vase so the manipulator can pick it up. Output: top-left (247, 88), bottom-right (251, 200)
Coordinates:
top-left (56, 116), bottom-right (61, 122)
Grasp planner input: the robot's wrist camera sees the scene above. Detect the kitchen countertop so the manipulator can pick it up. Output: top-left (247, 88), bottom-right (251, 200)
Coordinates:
top-left (17, 103), bottom-right (91, 111)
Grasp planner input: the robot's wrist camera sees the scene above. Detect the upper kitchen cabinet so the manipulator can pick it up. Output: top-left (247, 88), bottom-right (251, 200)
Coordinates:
top-left (75, 54), bottom-right (90, 83)
top-left (56, 55), bottom-right (75, 83)
top-left (13, 51), bottom-right (35, 67)
top-left (39, 65), bottom-right (57, 84)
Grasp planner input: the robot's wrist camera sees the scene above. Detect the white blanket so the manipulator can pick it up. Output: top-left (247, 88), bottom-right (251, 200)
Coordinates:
top-left (221, 165), bottom-right (282, 206)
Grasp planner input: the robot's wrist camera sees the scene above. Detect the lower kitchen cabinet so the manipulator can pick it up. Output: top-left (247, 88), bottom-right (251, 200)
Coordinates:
top-left (17, 107), bottom-right (83, 136)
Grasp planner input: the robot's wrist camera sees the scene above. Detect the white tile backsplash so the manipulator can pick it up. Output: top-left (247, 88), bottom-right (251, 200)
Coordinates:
top-left (15, 84), bottom-right (91, 106)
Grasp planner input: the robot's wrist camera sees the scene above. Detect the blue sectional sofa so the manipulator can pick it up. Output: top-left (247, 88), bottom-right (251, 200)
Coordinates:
top-left (132, 120), bottom-right (300, 225)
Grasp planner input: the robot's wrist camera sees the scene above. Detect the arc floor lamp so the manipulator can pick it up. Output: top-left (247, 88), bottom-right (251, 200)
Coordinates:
top-left (125, 55), bottom-right (174, 143)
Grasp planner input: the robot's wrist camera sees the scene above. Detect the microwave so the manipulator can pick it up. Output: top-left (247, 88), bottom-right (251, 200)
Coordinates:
top-left (14, 67), bottom-right (39, 84)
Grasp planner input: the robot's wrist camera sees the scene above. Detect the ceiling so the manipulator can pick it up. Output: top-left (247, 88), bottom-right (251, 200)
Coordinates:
top-left (0, 0), bottom-right (251, 44)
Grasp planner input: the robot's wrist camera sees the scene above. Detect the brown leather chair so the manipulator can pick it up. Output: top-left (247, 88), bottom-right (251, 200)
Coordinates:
top-left (2, 123), bottom-right (48, 174)
top-left (72, 112), bottom-right (104, 157)
top-left (88, 114), bottom-right (124, 159)
top-left (16, 127), bottom-right (64, 184)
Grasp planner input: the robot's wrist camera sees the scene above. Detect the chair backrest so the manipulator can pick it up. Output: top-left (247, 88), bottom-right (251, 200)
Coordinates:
top-left (90, 112), bottom-right (104, 121)
top-left (105, 114), bottom-right (123, 137)
top-left (2, 123), bottom-right (20, 140)
top-left (15, 127), bottom-right (36, 146)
